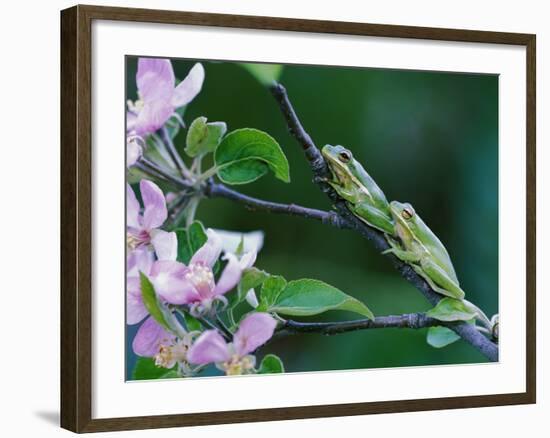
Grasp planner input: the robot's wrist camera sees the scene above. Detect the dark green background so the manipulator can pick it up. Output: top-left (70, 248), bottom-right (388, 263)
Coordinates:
top-left (126, 57), bottom-right (498, 377)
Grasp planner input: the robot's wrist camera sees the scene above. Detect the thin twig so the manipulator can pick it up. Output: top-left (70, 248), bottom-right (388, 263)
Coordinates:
top-left (205, 181), bottom-right (346, 227)
top-left (196, 315), bottom-right (232, 341)
top-left (159, 126), bottom-right (190, 179)
top-left (215, 314), bottom-right (234, 339)
top-left (139, 157), bottom-right (191, 189)
top-left (166, 193), bottom-right (192, 229)
top-left (270, 83), bottom-right (499, 362)
top-left (134, 162), bottom-right (175, 187)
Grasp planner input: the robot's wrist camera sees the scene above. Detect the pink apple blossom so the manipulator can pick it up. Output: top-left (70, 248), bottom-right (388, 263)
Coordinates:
top-left (148, 229), bottom-right (256, 313)
top-left (127, 58), bottom-right (204, 137)
top-left (126, 248), bottom-right (154, 325)
top-left (127, 249), bottom-right (180, 357)
top-left (127, 179), bottom-right (176, 259)
top-left (187, 313), bottom-right (277, 375)
top-left (132, 316), bottom-right (176, 358)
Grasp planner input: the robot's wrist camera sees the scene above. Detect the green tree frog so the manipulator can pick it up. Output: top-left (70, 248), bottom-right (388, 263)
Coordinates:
top-left (383, 200), bottom-right (466, 300)
top-left (321, 145), bottom-right (394, 235)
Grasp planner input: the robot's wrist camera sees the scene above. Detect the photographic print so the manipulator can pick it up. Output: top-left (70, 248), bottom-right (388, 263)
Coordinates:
top-left (125, 56), bottom-right (499, 381)
top-left (61, 6), bottom-right (535, 431)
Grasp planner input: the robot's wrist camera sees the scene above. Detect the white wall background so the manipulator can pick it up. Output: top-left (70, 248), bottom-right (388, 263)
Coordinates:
top-left (0, 0), bottom-right (545, 436)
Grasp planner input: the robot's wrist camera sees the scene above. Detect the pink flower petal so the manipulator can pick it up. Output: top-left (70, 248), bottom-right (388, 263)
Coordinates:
top-left (133, 98), bottom-right (174, 136)
top-left (149, 260), bottom-right (200, 305)
top-left (126, 184), bottom-right (141, 229)
top-left (187, 330), bottom-right (230, 365)
top-left (172, 63), bottom-right (205, 107)
top-left (150, 259), bottom-right (187, 276)
top-left (132, 316), bottom-right (175, 357)
top-left (212, 253), bottom-right (242, 297)
top-left (126, 277), bottom-right (149, 324)
top-left (136, 58), bottom-right (175, 102)
top-left (239, 251), bottom-right (257, 270)
top-left (140, 180), bottom-right (167, 230)
top-left (126, 111), bottom-right (137, 134)
top-left (151, 230), bottom-right (177, 261)
top-left (233, 313), bottom-right (277, 356)
top-left (190, 229), bottom-right (223, 267)
top-left (126, 138), bottom-right (142, 168)
top-left (127, 248), bottom-right (154, 278)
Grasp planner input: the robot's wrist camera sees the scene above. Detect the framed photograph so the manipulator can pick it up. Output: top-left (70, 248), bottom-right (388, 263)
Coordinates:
top-left (60, 4), bottom-right (536, 433)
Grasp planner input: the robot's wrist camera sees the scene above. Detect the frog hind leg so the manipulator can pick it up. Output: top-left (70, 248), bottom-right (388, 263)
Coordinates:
top-left (411, 264), bottom-right (455, 297)
top-left (418, 257), bottom-right (466, 300)
top-left (353, 202), bottom-right (395, 235)
top-left (382, 242), bottom-right (421, 263)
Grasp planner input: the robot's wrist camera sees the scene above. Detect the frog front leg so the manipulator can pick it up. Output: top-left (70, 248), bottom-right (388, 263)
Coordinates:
top-left (418, 256), bottom-right (466, 300)
top-left (352, 201), bottom-right (395, 235)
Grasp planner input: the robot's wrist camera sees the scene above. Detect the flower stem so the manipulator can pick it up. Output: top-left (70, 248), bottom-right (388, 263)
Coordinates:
top-left (197, 315), bottom-right (232, 341)
top-left (190, 155), bottom-right (203, 174)
top-left (196, 166), bottom-right (220, 183)
top-left (159, 126), bottom-right (193, 180)
top-left (185, 196), bottom-right (200, 227)
top-left (227, 308), bottom-right (236, 328)
top-left (150, 132), bottom-right (177, 170)
top-left (139, 157), bottom-right (190, 189)
top-left (133, 162), bottom-right (174, 187)
top-left (215, 314), bottom-right (233, 338)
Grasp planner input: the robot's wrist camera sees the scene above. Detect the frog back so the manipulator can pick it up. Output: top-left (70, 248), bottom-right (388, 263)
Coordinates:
top-left (353, 164), bottom-right (390, 211)
top-left (413, 215), bottom-right (459, 283)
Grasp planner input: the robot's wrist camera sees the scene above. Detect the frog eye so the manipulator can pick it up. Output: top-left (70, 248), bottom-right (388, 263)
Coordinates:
top-left (338, 151), bottom-right (351, 163)
top-left (402, 207), bottom-right (414, 220)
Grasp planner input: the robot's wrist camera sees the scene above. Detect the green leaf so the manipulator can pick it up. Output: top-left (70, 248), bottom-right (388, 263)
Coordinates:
top-left (188, 221), bottom-right (208, 254)
top-left (215, 128), bottom-right (290, 185)
top-left (240, 63), bottom-right (283, 86)
top-left (176, 221), bottom-right (208, 264)
top-left (175, 229), bottom-right (192, 264)
top-left (182, 311), bottom-right (203, 332)
top-left (259, 275), bottom-right (287, 310)
top-left (185, 116), bottom-right (227, 157)
top-left (258, 354), bottom-right (285, 374)
top-left (426, 326), bottom-right (461, 348)
top-left (270, 279), bottom-right (374, 319)
top-left (160, 370), bottom-right (181, 379)
top-left (235, 236), bottom-right (245, 257)
top-left (426, 298), bottom-right (478, 322)
top-left (139, 272), bottom-right (172, 331)
top-left (132, 357), bottom-right (178, 380)
top-left (230, 268), bottom-right (270, 309)
top-left (242, 268), bottom-right (270, 292)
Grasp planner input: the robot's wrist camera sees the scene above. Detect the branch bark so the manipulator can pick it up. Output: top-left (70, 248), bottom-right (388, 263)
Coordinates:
top-left (205, 181), bottom-right (347, 228)
top-left (279, 312), bottom-right (440, 337)
top-left (270, 83), bottom-right (499, 362)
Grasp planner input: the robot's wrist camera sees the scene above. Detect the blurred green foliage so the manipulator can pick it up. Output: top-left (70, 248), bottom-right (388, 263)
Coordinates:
top-left (126, 57), bottom-right (498, 377)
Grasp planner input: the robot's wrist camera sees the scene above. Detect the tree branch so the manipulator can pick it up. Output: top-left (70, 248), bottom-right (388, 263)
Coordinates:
top-left (204, 181), bottom-right (347, 228)
top-left (278, 312), bottom-right (440, 338)
top-left (270, 83), bottom-right (498, 362)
